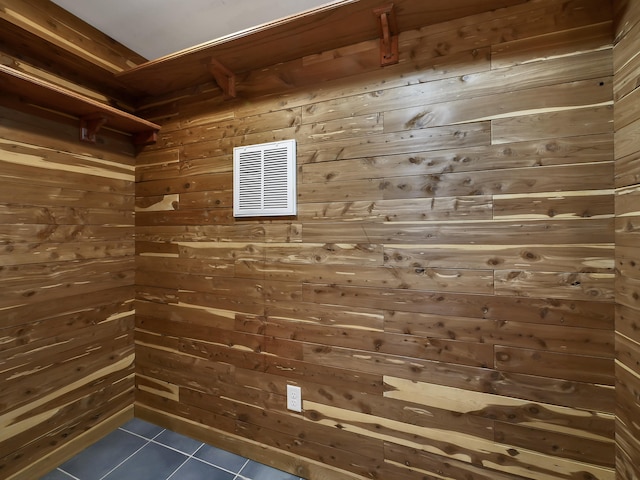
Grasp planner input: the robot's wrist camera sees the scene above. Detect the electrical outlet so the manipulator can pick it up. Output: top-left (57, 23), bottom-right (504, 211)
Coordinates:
top-left (286, 384), bottom-right (302, 412)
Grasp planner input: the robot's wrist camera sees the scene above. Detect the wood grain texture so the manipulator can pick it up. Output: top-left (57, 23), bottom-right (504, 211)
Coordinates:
top-left (614, 0), bottom-right (640, 477)
top-left (132, 1), bottom-right (617, 478)
top-left (3, 0), bottom-right (635, 478)
top-left (0, 104), bottom-right (136, 479)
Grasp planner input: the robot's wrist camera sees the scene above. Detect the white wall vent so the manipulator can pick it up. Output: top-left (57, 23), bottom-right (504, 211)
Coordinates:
top-left (233, 139), bottom-right (297, 217)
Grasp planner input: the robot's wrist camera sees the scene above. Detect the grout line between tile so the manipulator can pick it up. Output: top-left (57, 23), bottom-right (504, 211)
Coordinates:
top-left (165, 441), bottom-right (207, 479)
top-left (148, 437), bottom-right (203, 456)
top-left (52, 424), bottom-right (292, 480)
top-left (234, 458), bottom-right (251, 480)
top-left (97, 443), bottom-right (150, 480)
top-left (96, 430), bottom-right (162, 480)
top-left (165, 456), bottom-right (190, 480)
top-left (189, 455), bottom-right (246, 477)
top-left (118, 425), bottom-right (166, 442)
top-left (55, 467), bottom-right (81, 480)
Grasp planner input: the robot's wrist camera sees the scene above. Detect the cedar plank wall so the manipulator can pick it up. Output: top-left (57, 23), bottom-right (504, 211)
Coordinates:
top-left (613, 0), bottom-right (640, 478)
top-left (0, 109), bottom-right (136, 478)
top-left (0, 2), bottom-right (143, 478)
top-left (134, 1), bottom-right (618, 479)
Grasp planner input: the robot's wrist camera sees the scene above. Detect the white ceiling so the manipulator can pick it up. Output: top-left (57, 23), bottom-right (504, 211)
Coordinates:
top-left (51, 0), bottom-right (337, 60)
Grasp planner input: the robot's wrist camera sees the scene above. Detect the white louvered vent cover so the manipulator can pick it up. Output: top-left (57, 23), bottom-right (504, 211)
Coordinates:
top-left (233, 139), bottom-right (296, 217)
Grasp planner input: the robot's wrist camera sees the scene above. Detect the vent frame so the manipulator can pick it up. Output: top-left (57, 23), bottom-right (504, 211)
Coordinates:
top-left (233, 139), bottom-right (297, 217)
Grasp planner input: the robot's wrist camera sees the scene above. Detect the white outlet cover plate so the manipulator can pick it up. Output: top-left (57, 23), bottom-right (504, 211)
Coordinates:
top-left (287, 385), bottom-right (302, 412)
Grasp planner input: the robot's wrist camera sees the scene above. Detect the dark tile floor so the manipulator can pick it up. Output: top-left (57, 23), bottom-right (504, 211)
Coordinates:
top-left (40, 418), bottom-right (304, 480)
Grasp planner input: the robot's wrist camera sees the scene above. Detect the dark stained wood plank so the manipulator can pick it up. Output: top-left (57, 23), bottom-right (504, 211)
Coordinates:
top-left (304, 284), bottom-right (614, 328)
top-left (267, 319), bottom-right (494, 367)
top-left (303, 218), bottom-right (614, 245)
top-left (384, 243), bottom-right (614, 273)
top-left (250, 263), bottom-right (494, 294)
top-left (384, 310), bottom-right (614, 357)
top-left (494, 421), bottom-right (615, 467)
top-left (0, 258), bottom-right (134, 308)
top-left (494, 345), bottom-right (614, 384)
top-left (0, 65), bottom-right (160, 138)
top-left (0, 106), bottom-right (136, 160)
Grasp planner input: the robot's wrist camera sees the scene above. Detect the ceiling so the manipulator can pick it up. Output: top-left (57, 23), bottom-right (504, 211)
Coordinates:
top-left (50, 0), bottom-right (338, 60)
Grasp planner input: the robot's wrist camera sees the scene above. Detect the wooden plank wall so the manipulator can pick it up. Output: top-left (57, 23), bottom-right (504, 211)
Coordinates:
top-left (613, 0), bottom-right (640, 478)
top-left (134, 0), bottom-right (617, 478)
top-left (0, 106), bottom-right (136, 479)
top-left (0, 0), bottom-right (146, 108)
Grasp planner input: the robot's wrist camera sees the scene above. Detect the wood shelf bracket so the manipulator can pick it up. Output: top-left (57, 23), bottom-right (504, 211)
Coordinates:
top-left (373, 3), bottom-right (399, 67)
top-left (133, 130), bottom-right (159, 146)
top-left (209, 58), bottom-right (237, 98)
top-left (80, 113), bottom-right (108, 143)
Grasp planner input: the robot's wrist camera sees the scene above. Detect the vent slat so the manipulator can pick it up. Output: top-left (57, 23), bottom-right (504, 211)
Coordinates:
top-left (233, 139), bottom-right (296, 217)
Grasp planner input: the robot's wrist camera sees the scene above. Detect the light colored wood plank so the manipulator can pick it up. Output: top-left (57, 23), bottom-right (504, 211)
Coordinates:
top-left (491, 22), bottom-right (612, 69)
top-left (494, 270), bottom-right (615, 301)
top-left (300, 134), bottom-right (613, 180)
top-left (492, 105), bottom-right (613, 144)
top-left (383, 77), bottom-right (612, 132)
top-left (297, 196), bottom-right (492, 222)
top-left (297, 121), bottom-right (491, 164)
top-left (493, 190), bottom-right (613, 219)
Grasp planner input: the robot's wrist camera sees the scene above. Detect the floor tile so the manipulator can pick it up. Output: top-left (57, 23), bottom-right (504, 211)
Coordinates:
top-left (119, 417), bottom-right (165, 439)
top-left (168, 458), bottom-right (236, 480)
top-left (39, 468), bottom-right (76, 480)
top-left (194, 444), bottom-right (248, 473)
top-left (154, 429), bottom-right (203, 455)
top-left (102, 441), bottom-right (187, 480)
top-left (40, 419), bottom-right (308, 480)
top-left (238, 460), bottom-right (303, 480)
top-left (58, 429), bottom-right (147, 480)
